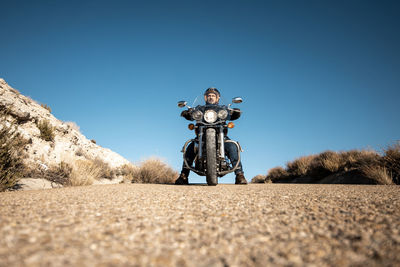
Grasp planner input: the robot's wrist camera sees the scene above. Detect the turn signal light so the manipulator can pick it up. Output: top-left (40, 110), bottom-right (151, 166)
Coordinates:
top-left (188, 124), bottom-right (195, 130)
top-left (227, 122), bottom-right (235, 128)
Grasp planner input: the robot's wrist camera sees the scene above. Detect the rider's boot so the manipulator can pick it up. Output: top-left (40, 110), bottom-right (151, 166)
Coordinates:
top-left (235, 172), bottom-right (248, 185)
top-left (175, 173), bottom-right (189, 185)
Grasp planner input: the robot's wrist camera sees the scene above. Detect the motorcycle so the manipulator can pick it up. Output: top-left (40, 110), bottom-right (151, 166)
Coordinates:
top-left (177, 97), bottom-right (243, 185)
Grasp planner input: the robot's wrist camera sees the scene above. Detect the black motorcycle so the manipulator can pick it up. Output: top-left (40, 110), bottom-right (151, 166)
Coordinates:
top-left (178, 97), bottom-right (243, 185)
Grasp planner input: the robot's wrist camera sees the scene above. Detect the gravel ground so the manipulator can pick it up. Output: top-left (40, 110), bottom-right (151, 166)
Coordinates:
top-left (0, 184), bottom-right (399, 266)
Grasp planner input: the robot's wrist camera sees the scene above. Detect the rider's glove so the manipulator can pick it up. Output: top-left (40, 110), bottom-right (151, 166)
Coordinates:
top-left (181, 108), bottom-right (193, 120)
top-left (230, 108), bottom-right (242, 120)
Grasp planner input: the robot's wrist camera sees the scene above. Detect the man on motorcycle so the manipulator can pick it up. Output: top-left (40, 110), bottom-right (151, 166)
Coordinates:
top-left (175, 87), bottom-right (248, 185)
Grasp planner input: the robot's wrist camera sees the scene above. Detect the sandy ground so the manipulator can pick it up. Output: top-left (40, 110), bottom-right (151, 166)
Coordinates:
top-left (0, 183), bottom-right (399, 266)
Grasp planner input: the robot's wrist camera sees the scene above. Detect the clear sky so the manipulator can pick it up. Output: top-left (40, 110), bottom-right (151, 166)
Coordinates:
top-left (1, 0), bottom-right (399, 183)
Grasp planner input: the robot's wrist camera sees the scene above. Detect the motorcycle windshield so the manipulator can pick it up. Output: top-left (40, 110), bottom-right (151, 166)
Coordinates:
top-left (190, 94), bottom-right (230, 108)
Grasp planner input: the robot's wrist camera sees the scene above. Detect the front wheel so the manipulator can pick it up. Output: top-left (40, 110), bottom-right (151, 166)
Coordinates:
top-left (206, 128), bottom-right (218, 186)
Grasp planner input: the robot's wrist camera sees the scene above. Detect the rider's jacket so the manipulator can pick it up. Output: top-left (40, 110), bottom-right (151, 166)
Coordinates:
top-left (181, 103), bottom-right (241, 121)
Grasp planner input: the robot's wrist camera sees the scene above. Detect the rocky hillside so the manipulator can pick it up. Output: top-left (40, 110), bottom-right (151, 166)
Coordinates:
top-left (0, 78), bottom-right (131, 187)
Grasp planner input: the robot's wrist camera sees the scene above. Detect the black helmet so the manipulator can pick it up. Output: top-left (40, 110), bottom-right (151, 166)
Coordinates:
top-left (204, 87), bottom-right (220, 97)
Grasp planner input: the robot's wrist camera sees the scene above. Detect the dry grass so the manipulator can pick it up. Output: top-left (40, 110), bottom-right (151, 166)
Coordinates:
top-left (131, 158), bottom-right (178, 184)
top-left (65, 121), bottom-right (80, 132)
top-left (92, 157), bottom-right (115, 180)
top-left (37, 120), bottom-right (54, 142)
top-left (361, 165), bottom-right (394, 185)
top-left (267, 146), bottom-right (399, 185)
top-left (0, 117), bottom-right (28, 191)
top-left (286, 155), bottom-right (315, 176)
top-left (119, 163), bottom-right (137, 182)
top-left (48, 155), bottom-right (117, 186)
top-left (341, 150), bottom-right (381, 170)
top-left (251, 174), bottom-right (266, 183)
top-left (68, 159), bottom-right (103, 186)
top-left (267, 167), bottom-right (289, 182)
top-left (314, 151), bottom-right (343, 172)
top-left (23, 162), bottom-right (72, 186)
top-left (307, 151), bottom-right (344, 178)
top-left (44, 162), bottom-right (72, 185)
top-left (23, 156), bottom-right (116, 187)
top-left (383, 144), bottom-right (400, 184)
top-left (40, 103), bottom-right (52, 113)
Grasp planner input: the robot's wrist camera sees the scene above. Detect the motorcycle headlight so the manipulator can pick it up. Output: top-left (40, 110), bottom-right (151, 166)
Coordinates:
top-left (204, 110), bottom-right (217, 123)
top-left (192, 110), bottom-right (203, 121)
top-left (217, 109), bottom-right (228, 120)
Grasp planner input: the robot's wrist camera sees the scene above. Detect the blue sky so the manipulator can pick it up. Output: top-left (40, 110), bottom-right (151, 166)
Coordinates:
top-left (1, 0), bottom-right (399, 183)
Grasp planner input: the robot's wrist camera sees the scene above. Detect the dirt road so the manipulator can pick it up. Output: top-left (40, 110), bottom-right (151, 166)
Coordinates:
top-left (0, 184), bottom-right (399, 266)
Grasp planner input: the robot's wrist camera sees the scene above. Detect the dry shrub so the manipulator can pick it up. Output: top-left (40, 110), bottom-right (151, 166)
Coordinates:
top-left (40, 103), bottom-right (52, 113)
top-left (119, 163), bottom-right (137, 182)
top-left (361, 165), bottom-right (394, 185)
top-left (267, 166), bottom-right (289, 181)
top-left (92, 157), bottom-right (115, 180)
top-left (0, 119), bottom-right (28, 191)
top-left (37, 120), bottom-right (54, 141)
top-left (319, 151), bottom-right (343, 172)
top-left (25, 157), bottom-right (115, 186)
top-left (65, 121), bottom-right (80, 132)
top-left (251, 174), bottom-right (266, 183)
top-left (308, 151), bottom-right (343, 177)
top-left (340, 150), bottom-right (380, 170)
top-left (131, 158), bottom-right (178, 184)
top-left (286, 155), bottom-right (315, 176)
top-left (68, 159), bottom-right (103, 186)
top-left (43, 162), bottom-right (72, 185)
top-left (267, 147), bottom-right (397, 184)
top-left (75, 148), bottom-right (85, 157)
top-left (383, 144), bottom-right (400, 184)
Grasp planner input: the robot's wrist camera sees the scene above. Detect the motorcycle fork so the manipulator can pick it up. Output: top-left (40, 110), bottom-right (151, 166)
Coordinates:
top-left (198, 126), bottom-right (204, 159)
top-left (218, 126), bottom-right (225, 160)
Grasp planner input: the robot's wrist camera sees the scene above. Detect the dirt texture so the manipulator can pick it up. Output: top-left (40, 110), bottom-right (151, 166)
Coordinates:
top-left (0, 184), bottom-right (399, 266)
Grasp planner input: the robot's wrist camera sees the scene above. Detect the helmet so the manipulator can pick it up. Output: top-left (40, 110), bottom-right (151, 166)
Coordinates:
top-left (204, 87), bottom-right (220, 97)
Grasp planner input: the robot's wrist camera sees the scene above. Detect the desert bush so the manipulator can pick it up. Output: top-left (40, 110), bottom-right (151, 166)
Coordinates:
top-left (383, 144), bottom-right (400, 184)
top-left (40, 103), bottom-right (52, 113)
top-left (65, 121), bottom-right (80, 132)
top-left (308, 151), bottom-right (343, 177)
top-left (266, 146), bottom-right (398, 184)
top-left (91, 139), bottom-right (96, 144)
top-left (266, 166), bottom-right (289, 181)
top-left (360, 165), bottom-right (394, 185)
top-left (68, 159), bottom-right (104, 186)
top-left (26, 157), bottom-right (115, 186)
top-left (251, 174), bottom-right (266, 183)
top-left (340, 150), bottom-right (381, 170)
top-left (0, 122), bottom-right (27, 191)
top-left (75, 148), bottom-right (85, 157)
top-left (131, 158), bottom-right (178, 184)
top-left (44, 162), bottom-right (72, 185)
top-left (37, 120), bottom-right (54, 141)
top-left (286, 155), bottom-right (315, 176)
top-left (119, 163), bottom-right (137, 182)
top-left (92, 157), bottom-right (115, 180)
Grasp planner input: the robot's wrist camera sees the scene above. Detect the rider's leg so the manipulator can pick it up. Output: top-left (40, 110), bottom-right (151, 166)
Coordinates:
top-left (225, 140), bottom-right (247, 184)
top-left (175, 141), bottom-right (195, 184)
top-left (224, 141), bottom-right (243, 174)
top-left (182, 141), bottom-right (196, 177)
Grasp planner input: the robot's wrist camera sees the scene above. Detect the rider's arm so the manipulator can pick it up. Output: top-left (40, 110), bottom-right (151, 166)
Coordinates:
top-left (230, 108), bottom-right (241, 120)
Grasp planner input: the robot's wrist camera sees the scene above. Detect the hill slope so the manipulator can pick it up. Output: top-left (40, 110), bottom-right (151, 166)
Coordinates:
top-left (0, 78), bottom-right (130, 188)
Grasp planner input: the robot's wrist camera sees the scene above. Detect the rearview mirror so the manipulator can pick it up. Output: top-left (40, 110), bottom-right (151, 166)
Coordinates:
top-left (232, 97), bottom-right (243, 104)
top-left (178, 101), bottom-right (187, 108)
